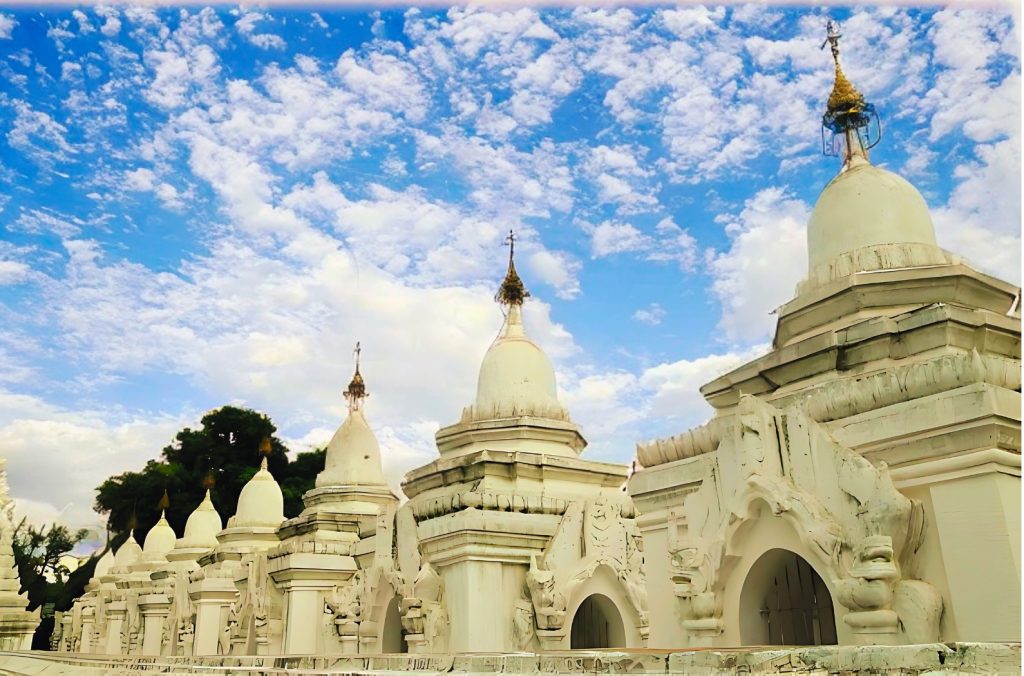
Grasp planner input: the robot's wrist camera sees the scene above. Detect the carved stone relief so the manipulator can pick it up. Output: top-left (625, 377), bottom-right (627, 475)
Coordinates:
top-left (666, 394), bottom-right (942, 645)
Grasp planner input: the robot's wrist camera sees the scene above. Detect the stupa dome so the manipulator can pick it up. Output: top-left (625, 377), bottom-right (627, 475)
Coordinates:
top-left (317, 407), bottom-right (387, 488)
top-left (177, 490), bottom-right (222, 549)
top-left (140, 512), bottom-right (176, 562)
top-left (93, 548), bottom-right (114, 578)
top-left (113, 532), bottom-right (142, 568)
top-left (807, 155), bottom-right (938, 274)
top-left (472, 304), bottom-right (567, 422)
top-left (229, 459), bottom-right (284, 529)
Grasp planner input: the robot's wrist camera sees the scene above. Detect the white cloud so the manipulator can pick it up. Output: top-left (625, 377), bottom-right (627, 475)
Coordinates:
top-left (590, 221), bottom-right (648, 257)
top-left (6, 100), bottom-right (76, 169)
top-left (588, 217), bottom-right (699, 271)
top-left (527, 249), bottom-right (581, 300)
top-left (72, 9), bottom-right (94, 35)
top-left (932, 136), bottom-right (1021, 283)
top-left (96, 6), bottom-right (121, 37)
top-left (633, 303), bottom-right (665, 326)
top-left (639, 343), bottom-right (770, 423)
top-left (0, 13), bottom-right (17, 39)
top-left (235, 10), bottom-right (286, 50)
top-left (0, 391), bottom-right (186, 530)
top-left (0, 260), bottom-right (30, 285)
top-left (708, 187), bottom-right (810, 343)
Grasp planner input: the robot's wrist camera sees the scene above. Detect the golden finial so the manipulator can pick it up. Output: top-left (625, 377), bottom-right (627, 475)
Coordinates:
top-left (495, 229), bottom-right (530, 306)
top-left (258, 436), bottom-right (272, 456)
top-left (158, 489), bottom-right (170, 511)
top-left (202, 472), bottom-right (216, 491)
top-left (822, 20), bottom-right (865, 118)
top-left (820, 20), bottom-right (881, 163)
top-left (344, 341), bottom-right (368, 410)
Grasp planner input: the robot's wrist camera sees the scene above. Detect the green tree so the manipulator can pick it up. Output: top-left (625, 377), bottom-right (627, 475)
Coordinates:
top-left (11, 519), bottom-right (90, 610)
top-left (94, 405), bottom-right (326, 549)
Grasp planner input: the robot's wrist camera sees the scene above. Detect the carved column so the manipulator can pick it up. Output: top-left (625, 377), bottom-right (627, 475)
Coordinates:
top-left (139, 593), bottom-right (171, 656)
top-left (189, 578), bottom-right (236, 656)
top-left (79, 608), bottom-right (94, 654)
top-left (104, 601), bottom-right (126, 655)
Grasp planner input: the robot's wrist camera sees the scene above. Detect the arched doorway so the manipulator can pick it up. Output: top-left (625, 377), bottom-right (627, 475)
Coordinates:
top-left (570, 594), bottom-right (626, 649)
top-left (381, 596), bottom-right (407, 653)
top-left (739, 548), bottom-right (838, 646)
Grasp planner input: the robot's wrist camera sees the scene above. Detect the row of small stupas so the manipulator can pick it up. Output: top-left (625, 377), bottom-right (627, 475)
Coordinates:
top-left (47, 26), bottom-right (1018, 657)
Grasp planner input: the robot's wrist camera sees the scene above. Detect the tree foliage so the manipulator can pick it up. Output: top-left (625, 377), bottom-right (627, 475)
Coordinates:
top-left (94, 405), bottom-right (325, 549)
top-left (11, 519), bottom-right (89, 610)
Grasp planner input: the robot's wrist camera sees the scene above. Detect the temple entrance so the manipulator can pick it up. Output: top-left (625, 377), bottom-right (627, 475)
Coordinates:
top-left (739, 548), bottom-right (838, 646)
top-left (570, 594), bottom-right (626, 649)
top-left (381, 596), bottom-right (407, 653)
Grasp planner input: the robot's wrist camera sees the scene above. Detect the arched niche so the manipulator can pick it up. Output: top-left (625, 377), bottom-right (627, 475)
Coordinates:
top-left (380, 595), bottom-right (407, 654)
top-left (739, 548), bottom-right (837, 646)
top-left (562, 563), bottom-right (644, 649)
top-left (570, 594), bottom-right (625, 649)
top-left (718, 502), bottom-right (851, 646)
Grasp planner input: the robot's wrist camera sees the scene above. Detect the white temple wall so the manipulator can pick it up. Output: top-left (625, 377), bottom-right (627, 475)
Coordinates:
top-left (632, 519), bottom-right (679, 648)
top-left (925, 471), bottom-right (1020, 641)
top-left (440, 559), bottom-right (518, 652)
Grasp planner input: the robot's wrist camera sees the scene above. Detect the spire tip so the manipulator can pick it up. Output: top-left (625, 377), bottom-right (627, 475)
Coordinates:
top-left (496, 229), bottom-right (530, 306)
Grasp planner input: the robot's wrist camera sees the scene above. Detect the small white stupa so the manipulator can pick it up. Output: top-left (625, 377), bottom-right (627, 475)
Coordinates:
top-left (297, 344), bottom-right (397, 516)
top-left (435, 230), bottom-right (585, 459)
top-left (217, 438), bottom-right (286, 552)
top-left (166, 487), bottom-right (222, 565)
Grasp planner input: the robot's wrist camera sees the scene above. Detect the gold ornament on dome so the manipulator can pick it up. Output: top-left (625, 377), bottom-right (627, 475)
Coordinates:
top-left (495, 229), bottom-right (530, 306)
top-left (827, 64), bottom-right (865, 116)
top-left (344, 341), bottom-right (368, 407)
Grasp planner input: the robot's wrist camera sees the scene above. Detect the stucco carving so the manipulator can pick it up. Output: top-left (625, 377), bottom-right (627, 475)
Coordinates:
top-left (400, 561), bottom-right (448, 652)
top-left (526, 497), bottom-right (649, 634)
top-left (667, 395), bottom-right (941, 645)
top-left (638, 349), bottom-right (1019, 467)
top-left (228, 555), bottom-right (275, 654)
top-left (411, 491), bottom-right (569, 523)
top-left (526, 554), bottom-right (566, 631)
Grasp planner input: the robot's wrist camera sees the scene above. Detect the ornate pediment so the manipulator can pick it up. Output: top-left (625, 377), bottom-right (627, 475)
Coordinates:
top-left (668, 395), bottom-right (941, 644)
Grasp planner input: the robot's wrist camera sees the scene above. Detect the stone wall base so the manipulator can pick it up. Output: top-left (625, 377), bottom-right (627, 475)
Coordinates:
top-left (0, 643), bottom-right (1018, 675)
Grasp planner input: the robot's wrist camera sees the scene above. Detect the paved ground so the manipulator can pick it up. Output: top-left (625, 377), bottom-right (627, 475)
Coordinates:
top-left (0, 643), bottom-right (1018, 675)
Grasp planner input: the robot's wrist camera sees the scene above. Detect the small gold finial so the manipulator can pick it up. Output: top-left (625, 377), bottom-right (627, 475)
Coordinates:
top-left (495, 229), bottom-right (530, 306)
top-left (202, 472), bottom-right (216, 491)
top-left (344, 341), bottom-right (368, 410)
top-left (258, 436), bottom-right (272, 457)
top-left (158, 489), bottom-right (170, 511)
top-left (822, 20), bottom-right (865, 118)
top-left (820, 20), bottom-right (881, 163)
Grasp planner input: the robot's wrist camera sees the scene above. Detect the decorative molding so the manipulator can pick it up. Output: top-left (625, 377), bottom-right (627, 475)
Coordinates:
top-left (638, 349), bottom-right (1020, 468)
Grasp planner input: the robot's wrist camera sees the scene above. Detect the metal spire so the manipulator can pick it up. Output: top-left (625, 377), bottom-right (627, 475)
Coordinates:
top-left (495, 229), bottom-right (530, 306)
top-left (344, 341), bottom-right (368, 411)
top-left (820, 20), bottom-right (881, 163)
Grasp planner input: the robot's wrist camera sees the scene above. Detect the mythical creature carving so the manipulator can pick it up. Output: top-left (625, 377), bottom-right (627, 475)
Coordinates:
top-left (667, 395), bottom-right (941, 645)
top-left (525, 554), bottom-right (566, 630)
top-left (229, 555), bottom-right (274, 655)
top-left (400, 561), bottom-right (448, 651)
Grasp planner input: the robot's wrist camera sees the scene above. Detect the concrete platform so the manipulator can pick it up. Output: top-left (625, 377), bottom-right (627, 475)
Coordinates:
top-left (0, 643), bottom-right (1018, 674)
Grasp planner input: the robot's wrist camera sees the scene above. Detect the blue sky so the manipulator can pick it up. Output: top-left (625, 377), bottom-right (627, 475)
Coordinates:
top-left (0, 5), bottom-right (1019, 531)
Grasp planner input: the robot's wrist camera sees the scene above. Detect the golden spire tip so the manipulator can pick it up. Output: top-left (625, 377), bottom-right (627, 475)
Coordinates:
top-left (344, 341), bottom-right (368, 409)
top-left (495, 229), bottom-right (530, 306)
